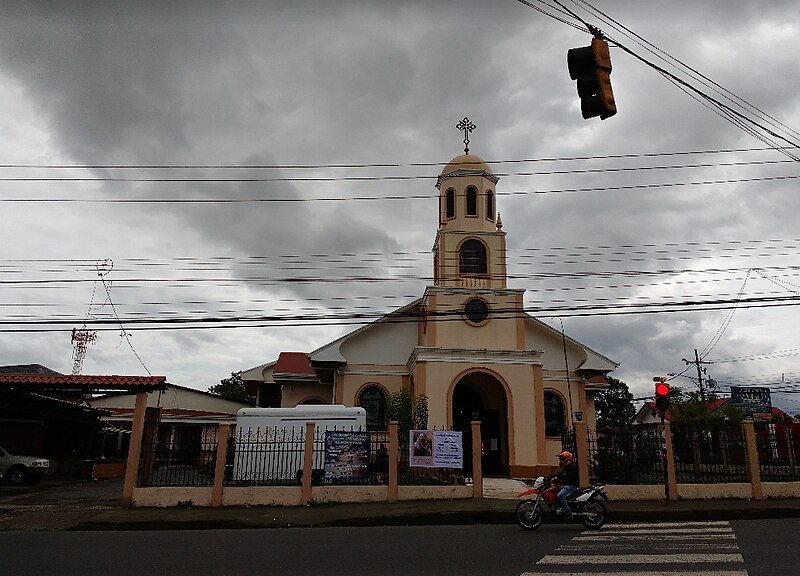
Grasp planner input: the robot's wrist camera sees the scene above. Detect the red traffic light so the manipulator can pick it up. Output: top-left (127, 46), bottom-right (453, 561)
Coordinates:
top-left (654, 380), bottom-right (670, 411)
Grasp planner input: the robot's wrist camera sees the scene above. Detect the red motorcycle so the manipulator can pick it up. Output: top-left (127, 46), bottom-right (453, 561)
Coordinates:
top-left (515, 475), bottom-right (608, 530)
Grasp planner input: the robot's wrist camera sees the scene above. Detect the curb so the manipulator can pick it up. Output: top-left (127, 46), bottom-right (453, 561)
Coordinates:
top-left (63, 506), bottom-right (800, 531)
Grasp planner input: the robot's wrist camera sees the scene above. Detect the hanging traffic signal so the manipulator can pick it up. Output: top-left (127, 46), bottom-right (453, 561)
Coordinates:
top-left (654, 378), bottom-right (671, 412)
top-left (567, 37), bottom-right (616, 120)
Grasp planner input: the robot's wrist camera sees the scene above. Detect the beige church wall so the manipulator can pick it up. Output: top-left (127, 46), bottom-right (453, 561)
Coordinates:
top-left (429, 293), bottom-right (521, 350)
top-left (281, 381), bottom-right (334, 406)
top-left (523, 320), bottom-right (586, 373)
top-left (540, 372), bottom-right (585, 422)
top-left (583, 394), bottom-right (598, 430)
top-left (337, 319), bottom-right (419, 365)
top-left (338, 370), bottom-right (405, 406)
top-left (416, 362), bottom-right (453, 427)
top-left (505, 368), bottom-right (539, 472)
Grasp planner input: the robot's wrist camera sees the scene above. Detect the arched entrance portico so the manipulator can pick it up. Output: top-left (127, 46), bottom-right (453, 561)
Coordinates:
top-left (451, 371), bottom-right (509, 477)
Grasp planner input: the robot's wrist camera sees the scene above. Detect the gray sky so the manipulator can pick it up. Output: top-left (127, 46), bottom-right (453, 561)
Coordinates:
top-left (1, 1), bottom-right (799, 413)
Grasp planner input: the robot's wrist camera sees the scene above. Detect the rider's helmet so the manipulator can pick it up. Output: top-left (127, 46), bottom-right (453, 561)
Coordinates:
top-left (557, 451), bottom-right (573, 466)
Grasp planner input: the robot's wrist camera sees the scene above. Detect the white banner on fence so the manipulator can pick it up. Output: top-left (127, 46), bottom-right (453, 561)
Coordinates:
top-left (409, 430), bottom-right (463, 468)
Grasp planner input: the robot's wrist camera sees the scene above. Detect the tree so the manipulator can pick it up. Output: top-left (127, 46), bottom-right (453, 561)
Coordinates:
top-left (208, 372), bottom-right (254, 404)
top-left (594, 376), bottom-right (636, 429)
top-left (386, 388), bottom-right (428, 435)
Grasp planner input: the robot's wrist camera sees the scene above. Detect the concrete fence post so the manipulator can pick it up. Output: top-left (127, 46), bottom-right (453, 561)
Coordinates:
top-left (300, 421), bottom-right (315, 505)
top-left (388, 421), bottom-right (399, 502)
top-left (663, 421), bottom-right (678, 501)
top-left (471, 420), bottom-right (482, 499)
top-left (211, 423), bottom-right (230, 507)
top-left (742, 420), bottom-right (764, 500)
top-left (122, 392), bottom-right (148, 506)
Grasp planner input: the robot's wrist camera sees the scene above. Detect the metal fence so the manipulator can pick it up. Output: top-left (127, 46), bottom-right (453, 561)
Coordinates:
top-left (137, 424), bottom-right (222, 487)
top-left (755, 422), bottom-right (800, 482)
top-left (137, 423), bottom-right (469, 488)
top-left (580, 421), bottom-right (800, 486)
top-left (586, 425), bottom-right (666, 485)
top-left (670, 422), bottom-right (749, 483)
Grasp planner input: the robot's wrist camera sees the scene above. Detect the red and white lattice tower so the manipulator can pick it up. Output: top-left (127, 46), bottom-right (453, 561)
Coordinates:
top-left (71, 326), bottom-right (97, 375)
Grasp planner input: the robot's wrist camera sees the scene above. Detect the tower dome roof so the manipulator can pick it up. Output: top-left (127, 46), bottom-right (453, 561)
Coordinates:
top-left (441, 153), bottom-right (493, 175)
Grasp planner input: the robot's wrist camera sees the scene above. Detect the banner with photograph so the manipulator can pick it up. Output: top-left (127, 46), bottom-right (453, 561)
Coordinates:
top-left (409, 430), bottom-right (463, 468)
top-left (324, 431), bottom-right (370, 483)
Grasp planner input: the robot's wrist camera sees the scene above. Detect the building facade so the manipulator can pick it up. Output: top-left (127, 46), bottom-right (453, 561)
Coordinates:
top-left (241, 151), bottom-right (617, 477)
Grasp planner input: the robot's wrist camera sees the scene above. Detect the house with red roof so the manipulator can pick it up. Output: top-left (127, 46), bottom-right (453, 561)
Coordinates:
top-left (633, 396), bottom-right (797, 425)
top-left (0, 365), bottom-right (168, 477)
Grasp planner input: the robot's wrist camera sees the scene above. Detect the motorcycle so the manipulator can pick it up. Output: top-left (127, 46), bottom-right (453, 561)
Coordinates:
top-left (515, 475), bottom-right (609, 530)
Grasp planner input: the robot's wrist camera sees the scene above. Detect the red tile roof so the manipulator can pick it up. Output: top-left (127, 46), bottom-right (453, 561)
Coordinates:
top-left (0, 373), bottom-right (167, 393)
top-left (273, 352), bottom-right (316, 380)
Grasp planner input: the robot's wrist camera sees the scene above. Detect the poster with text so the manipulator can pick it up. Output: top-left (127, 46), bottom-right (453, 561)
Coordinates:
top-left (324, 431), bottom-right (370, 483)
top-left (409, 430), bottom-right (463, 468)
top-left (432, 430), bottom-right (463, 468)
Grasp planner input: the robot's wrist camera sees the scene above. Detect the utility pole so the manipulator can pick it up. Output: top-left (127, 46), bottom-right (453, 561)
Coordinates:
top-left (682, 349), bottom-right (714, 401)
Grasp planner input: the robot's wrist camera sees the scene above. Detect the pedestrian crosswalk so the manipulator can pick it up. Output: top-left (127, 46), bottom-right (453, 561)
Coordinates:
top-left (521, 520), bottom-right (749, 575)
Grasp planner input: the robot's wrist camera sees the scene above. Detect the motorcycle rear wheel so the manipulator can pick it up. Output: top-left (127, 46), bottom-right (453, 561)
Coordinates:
top-left (579, 499), bottom-right (607, 529)
top-left (515, 500), bottom-right (543, 531)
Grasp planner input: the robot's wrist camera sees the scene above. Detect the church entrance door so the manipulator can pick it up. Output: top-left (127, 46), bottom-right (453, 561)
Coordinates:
top-left (452, 373), bottom-right (508, 477)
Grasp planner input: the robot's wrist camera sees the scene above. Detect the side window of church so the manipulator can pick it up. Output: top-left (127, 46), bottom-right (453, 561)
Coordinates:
top-left (459, 239), bottom-right (487, 274)
top-left (446, 189), bottom-right (455, 219)
top-left (544, 391), bottom-right (565, 436)
top-left (359, 386), bottom-right (387, 431)
top-left (466, 186), bottom-right (478, 216)
top-left (485, 190), bottom-right (494, 221)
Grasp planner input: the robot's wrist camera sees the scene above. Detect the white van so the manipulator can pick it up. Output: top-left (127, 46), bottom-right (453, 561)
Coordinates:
top-left (232, 405), bottom-right (366, 484)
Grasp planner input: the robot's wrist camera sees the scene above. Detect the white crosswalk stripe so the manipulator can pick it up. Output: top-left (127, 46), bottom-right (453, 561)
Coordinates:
top-left (520, 520), bottom-right (750, 576)
top-left (523, 573), bottom-right (749, 576)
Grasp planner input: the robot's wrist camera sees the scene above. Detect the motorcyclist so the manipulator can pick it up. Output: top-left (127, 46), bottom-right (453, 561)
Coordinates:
top-left (554, 451), bottom-right (578, 518)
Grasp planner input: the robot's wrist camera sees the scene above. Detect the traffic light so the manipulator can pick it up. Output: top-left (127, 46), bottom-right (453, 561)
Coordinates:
top-left (654, 378), bottom-right (671, 412)
top-left (567, 37), bottom-right (616, 120)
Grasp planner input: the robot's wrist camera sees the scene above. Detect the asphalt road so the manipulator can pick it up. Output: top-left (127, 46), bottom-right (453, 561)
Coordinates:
top-left (2, 519), bottom-right (798, 576)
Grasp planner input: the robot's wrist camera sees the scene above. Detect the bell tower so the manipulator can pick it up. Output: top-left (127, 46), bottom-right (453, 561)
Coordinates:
top-left (432, 152), bottom-right (507, 290)
top-left (422, 117), bottom-right (523, 350)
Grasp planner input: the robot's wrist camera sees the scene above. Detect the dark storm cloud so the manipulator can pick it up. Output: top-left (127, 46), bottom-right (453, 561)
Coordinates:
top-left (1, 1), bottom-right (798, 405)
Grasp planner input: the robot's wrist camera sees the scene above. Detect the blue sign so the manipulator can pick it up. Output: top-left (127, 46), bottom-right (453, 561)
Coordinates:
top-left (730, 386), bottom-right (772, 420)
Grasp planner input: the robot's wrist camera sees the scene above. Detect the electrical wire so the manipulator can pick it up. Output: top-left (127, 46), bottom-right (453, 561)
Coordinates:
top-left (515, 0), bottom-right (800, 161)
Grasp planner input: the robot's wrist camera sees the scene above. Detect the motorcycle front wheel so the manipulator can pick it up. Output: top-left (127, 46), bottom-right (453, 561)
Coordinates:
top-left (515, 500), bottom-right (543, 531)
top-left (579, 499), bottom-right (607, 529)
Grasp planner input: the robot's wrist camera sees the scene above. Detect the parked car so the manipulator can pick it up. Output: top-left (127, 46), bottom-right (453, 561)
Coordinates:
top-left (0, 444), bottom-right (50, 485)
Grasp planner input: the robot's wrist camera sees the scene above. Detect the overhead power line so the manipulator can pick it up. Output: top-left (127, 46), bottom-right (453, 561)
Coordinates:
top-left (1, 174), bottom-right (797, 203)
top-left (516, 0), bottom-right (800, 161)
top-left (0, 146), bottom-right (791, 170)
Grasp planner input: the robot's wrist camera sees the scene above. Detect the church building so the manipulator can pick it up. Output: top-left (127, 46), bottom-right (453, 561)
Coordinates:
top-left (240, 138), bottom-right (617, 477)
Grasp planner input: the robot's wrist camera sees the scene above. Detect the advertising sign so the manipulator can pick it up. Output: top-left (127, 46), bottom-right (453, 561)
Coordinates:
top-left (730, 386), bottom-right (772, 420)
top-left (324, 431), bottom-right (370, 483)
top-left (409, 430), bottom-right (463, 468)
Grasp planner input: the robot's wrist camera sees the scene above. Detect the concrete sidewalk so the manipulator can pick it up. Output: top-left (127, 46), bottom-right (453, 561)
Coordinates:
top-left (1, 477), bottom-right (799, 532)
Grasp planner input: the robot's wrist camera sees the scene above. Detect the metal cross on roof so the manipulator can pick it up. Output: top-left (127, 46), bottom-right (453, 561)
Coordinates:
top-left (456, 117), bottom-right (476, 154)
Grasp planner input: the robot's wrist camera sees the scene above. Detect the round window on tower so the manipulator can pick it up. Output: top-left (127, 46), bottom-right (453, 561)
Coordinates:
top-left (463, 298), bottom-right (489, 325)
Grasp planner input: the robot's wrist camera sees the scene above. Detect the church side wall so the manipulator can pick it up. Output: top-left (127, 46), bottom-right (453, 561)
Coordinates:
top-left (281, 382), bottom-right (334, 406)
top-left (337, 366), bottom-right (406, 407)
